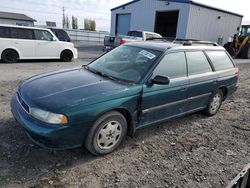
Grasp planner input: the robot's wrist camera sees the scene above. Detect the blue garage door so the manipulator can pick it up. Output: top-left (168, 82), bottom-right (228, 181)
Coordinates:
top-left (116, 14), bottom-right (131, 35)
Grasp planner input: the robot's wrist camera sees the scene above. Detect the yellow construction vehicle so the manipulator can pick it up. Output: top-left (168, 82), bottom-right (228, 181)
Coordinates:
top-left (224, 25), bottom-right (250, 59)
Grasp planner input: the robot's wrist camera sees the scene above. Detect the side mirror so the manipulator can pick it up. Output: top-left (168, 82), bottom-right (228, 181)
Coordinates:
top-left (150, 75), bottom-right (170, 85)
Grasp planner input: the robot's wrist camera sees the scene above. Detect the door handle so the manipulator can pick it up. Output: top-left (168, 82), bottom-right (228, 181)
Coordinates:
top-left (180, 85), bottom-right (188, 91)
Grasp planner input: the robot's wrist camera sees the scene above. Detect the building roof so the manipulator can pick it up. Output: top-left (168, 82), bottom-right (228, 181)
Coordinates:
top-left (0, 11), bottom-right (36, 22)
top-left (111, 0), bottom-right (243, 17)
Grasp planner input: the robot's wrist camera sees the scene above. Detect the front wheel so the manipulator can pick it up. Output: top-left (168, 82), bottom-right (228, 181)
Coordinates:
top-left (60, 50), bottom-right (73, 62)
top-left (85, 111), bottom-right (127, 156)
top-left (241, 44), bottom-right (250, 59)
top-left (204, 90), bottom-right (223, 116)
top-left (224, 42), bottom-right (235, 57)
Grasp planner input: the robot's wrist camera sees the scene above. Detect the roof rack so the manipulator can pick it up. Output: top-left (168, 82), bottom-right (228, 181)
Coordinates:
top-left (146, 37), bottom-right (219, 46)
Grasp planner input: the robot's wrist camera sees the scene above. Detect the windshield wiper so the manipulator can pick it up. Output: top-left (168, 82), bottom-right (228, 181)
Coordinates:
top-left (84, 65), bottom-right (118, 81)
top-left (84, 65), bottom-right (136, 84)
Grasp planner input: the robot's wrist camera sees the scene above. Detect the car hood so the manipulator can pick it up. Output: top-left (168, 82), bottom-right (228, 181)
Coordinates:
top-left (19, 67), bottom-right (140, 112)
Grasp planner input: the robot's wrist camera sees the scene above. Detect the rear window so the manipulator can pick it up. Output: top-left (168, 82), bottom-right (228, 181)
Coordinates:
top-left (10, 28), bottom-right (34, 40)
top-left (127, 31), bottom-right (143, 38)
top-left (0, 26), bottom-right (10, 38)
top-left (186, 51), bottom-right (213, 75)
top-left (206, 51), bottom-right (234, 71)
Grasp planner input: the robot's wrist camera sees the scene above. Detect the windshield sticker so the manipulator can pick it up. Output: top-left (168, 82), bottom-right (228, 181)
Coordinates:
top-left (139, 50), bottom-right (156, 59)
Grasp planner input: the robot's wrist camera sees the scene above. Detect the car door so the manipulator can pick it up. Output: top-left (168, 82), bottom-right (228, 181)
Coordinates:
top-left (10, 28), bottom-right (36, 58)
top-left (34, 29), bottom-right (60, 58)
top-left (139, 52), bottom-right (189, 127)
top-left (185, 51), bottom-right (218, 111)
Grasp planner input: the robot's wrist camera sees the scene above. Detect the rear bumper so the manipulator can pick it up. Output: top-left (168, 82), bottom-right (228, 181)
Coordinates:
top-left (11, 94), bottom-right (88, 149)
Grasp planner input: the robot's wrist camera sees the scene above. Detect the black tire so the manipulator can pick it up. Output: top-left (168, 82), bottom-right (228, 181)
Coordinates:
top-left (224, 42), bottom-right (235, 57)
top-left (60, 50), bottom-right (73, 62)
top-left (85, 111), bottom-right (127, 156)
top-left (1, 49), bottom-right (19, 63)
top-left (241, 44), bottom-right (250, 59)
top-left (203, 90), bottom-right (223, 116)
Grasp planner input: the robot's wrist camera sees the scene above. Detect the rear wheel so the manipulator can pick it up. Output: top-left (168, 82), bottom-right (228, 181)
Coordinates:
top-left (85, 111), bottom-right (127, 156)
top-left (241, 44), bottom-right (250, 59)
top-left (1, 49), bottom-right (19, 63)
top-left (204, 90), bottom-right (223, 116)
top-left (60, 50), bottom-right (73, 62)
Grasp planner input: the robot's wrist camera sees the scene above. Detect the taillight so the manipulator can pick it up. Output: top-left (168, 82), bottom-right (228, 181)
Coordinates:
top-left (235, 67), bottom-right (240, 79)
top-left (120, 39), bottom-right (126, 45)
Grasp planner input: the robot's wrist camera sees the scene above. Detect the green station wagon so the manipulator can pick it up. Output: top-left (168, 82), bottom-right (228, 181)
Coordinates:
top-left (11, 40), bottom-right (239, 155)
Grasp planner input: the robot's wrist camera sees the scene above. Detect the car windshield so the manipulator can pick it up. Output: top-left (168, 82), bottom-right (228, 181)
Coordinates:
top-left (87, 45), bottom-right (162, 83)
top-left (240, 26), bottom-right (250, 37)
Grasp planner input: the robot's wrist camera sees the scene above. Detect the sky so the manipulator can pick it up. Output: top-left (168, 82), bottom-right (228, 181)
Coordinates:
top-left (0, 0), bottom-right (249, 31)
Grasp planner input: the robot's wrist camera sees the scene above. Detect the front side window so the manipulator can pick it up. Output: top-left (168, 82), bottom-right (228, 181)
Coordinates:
top-left (206, 51), bottom-right (234, 71)
top-left (0, 26), bottom-right (10, 38)
top-left (87, 45), bottom-right (162, 83)
top-left (10, 28), bottom-right (34, 40)
top-left (34, 30), bottom-right (54, 41)
top-left (153, 52), bottom-right (187, 79)
top-left (186, 51), bottom-right (213, 75)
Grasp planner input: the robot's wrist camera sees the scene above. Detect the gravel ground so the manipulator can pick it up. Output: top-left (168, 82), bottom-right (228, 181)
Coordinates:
top-left (0, 52), bottom-right (250, 187)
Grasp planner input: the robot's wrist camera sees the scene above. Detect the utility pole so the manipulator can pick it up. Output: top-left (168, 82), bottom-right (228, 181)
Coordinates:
top-left (62, 7), bottom-right (65, 28)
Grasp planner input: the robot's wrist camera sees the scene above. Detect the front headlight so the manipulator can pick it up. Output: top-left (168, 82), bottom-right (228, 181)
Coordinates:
top-left (30, 108), bottom-right (68, 125)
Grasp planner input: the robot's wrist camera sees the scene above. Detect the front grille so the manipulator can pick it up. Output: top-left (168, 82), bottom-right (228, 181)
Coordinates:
top-left (17, 92), bottom-right (30, 113)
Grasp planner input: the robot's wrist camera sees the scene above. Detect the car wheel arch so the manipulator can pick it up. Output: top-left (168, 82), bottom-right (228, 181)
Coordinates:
top-left (1, 48), bottom-right (20, 59)
top-left (218, 86), bottom-right (228, 100)
top-left (94, 107), bottom-right (135, 137)
top-left (61, 49), bottom-right (73, 56)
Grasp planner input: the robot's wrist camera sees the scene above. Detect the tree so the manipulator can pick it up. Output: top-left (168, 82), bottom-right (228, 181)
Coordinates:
top-left (72, 16), bottom-right (78, 30)
top-left (62, 14), bottom-right (66, 28)
top-left (65, 16), bottom-right (70, 29)
top-left (84, 19), bottom-right (96, 31)
top-left (84, 19), bottom-right (90, 30)
top-left (89, 20), bottom-right (96, 31)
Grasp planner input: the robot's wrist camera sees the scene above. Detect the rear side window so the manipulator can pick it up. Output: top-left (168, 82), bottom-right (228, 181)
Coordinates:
top-left (153, 52), bottom-right (187, 79)
top-left (145, 33), bottom-right (154, 40)
top-left (206, 51), bottom-right (234, 71)
top-left (0, 26), bottom-right (10, 38)
top-left (10, 28), bottom-right (34, 40)
top-left (186, 51), bottom-right (212, 75)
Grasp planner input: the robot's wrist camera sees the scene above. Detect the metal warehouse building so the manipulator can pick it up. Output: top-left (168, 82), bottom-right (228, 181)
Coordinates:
top-left (110, 0), bottom-right (243, 45)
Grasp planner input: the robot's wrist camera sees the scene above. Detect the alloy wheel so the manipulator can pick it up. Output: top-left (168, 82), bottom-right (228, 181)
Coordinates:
top-left (96, 121), bottom-right (122, 150)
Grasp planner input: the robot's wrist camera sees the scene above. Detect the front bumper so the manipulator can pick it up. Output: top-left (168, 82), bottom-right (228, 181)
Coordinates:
top-left (11, 94), bottom-right (88, 149)
top-left (73, 47), bottom-right (78, 59)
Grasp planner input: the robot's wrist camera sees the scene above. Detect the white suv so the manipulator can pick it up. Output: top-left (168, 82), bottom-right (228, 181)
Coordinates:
top-left (0, 24), bottom-right (77, 63)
